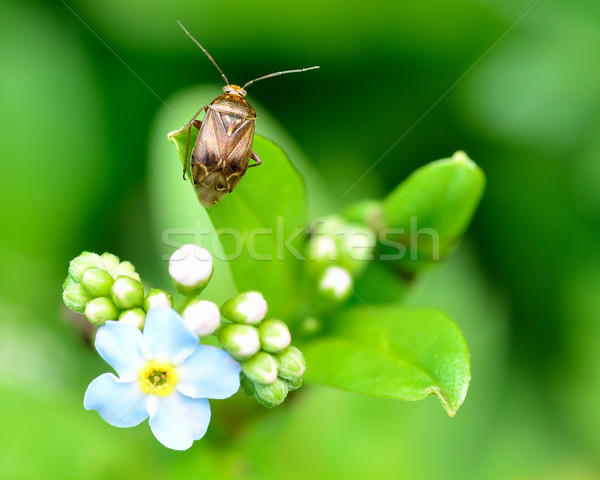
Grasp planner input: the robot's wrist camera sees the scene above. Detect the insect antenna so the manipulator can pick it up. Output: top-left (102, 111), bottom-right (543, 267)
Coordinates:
top-left (177, 20), bottom-right (230, 86)
top-left (242, 66), bottom-right (319, 90)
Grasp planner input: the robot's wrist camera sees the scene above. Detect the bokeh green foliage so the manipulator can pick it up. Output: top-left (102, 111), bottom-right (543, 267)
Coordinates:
top-left (2, 0), bottom-right (600, 478)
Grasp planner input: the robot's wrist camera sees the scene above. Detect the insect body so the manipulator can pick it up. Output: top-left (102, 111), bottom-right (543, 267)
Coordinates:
top-left (174, 21), bottom-right (319, 207)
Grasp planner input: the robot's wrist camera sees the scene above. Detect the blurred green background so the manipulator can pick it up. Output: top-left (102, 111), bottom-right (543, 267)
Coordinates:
top-left (1, 0), bottom-right (599, 478)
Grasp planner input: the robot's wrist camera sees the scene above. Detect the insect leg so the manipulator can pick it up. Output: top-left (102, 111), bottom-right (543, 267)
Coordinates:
top-left (248, 151), bottom-right (262, 168)
top-left (182, 105), bottom-right (208, 180)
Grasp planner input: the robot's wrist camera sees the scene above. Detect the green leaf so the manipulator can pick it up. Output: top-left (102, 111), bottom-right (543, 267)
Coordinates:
top-left (208, 136), bottom-right (306, 319)
top-left (167, 122), bottom-right (198, 184)
top-left (382, 151), bottom-right (485, 272)
top-left (349, 261), bottom-right (407, 305)
top-left (169, 132), bottom-right (307, 319)
top-left (302, 305), bottom-right (470, 416)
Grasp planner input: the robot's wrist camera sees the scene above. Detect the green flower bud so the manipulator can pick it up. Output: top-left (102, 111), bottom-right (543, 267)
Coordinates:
top-left (254, 378), bottom-right (289, 408)
top-left (276, 346), bottom-right (306, 381)
top-left (81, 267), bottom-right (114, 298)
top-left (312, 215), bottom-right (346, 237)
top-left (143, 288), bottom-right (174, 312)
top-left (242, 352), bottom-right (278, 385)
top-left (304, 234), bottom-right (337, 276)
top-left (85, 297), bottom-right (119, 327)
top-left (62, 282), bottom-right (93, 314)
top-left (68, 251), bottom-right (141, 284)
top-left (258, 319), bottom-right (291, 353)
top-left (112, 261), bottom-right (141, 282)
top-left (100, 252), bottom-right (120, 273)
top-left (110, 276), bottom-right (144, 310)
top-left (298, 316), bottom-right (322, 336)
top-left (169, 244), bottom-right (213, 296)
top-left (336, 226), bottom-right (376, 275)
top-left (217, 324), bottom-right (260, 360)
top-left (118, 308), bottom-right (146, 330)
top-left (317, 266), bottom-right (352, 302)
top-left (68, 252), bottom-right (104, 283)
top-left (221, 291), bottom-right (267, 325)
top-left (182, 299), bottom-right (221, 337)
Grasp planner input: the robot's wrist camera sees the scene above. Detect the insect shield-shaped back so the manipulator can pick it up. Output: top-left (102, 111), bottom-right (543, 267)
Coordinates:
top-left (170, 21), bottom-right (319, 208)
top-left (192, 89), bottom-right (258, 207)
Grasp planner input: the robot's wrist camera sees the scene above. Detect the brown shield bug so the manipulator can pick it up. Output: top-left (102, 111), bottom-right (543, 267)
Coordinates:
top-left (172, 21), bottom-right (319, 207)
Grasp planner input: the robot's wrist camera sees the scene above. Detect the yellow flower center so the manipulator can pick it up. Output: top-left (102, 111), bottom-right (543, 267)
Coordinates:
top-left (139, 361), bottom-right (178, 396)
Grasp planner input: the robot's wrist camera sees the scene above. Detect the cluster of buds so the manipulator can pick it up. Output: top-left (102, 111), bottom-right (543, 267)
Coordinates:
top-left (217, 291), bottom-right (305, 408)
top-left (62, 252), bottom-right (173, 329)
top-left (305, 216), bottom-right (375, 305)
top-left (62, 244), bottom-right (305, 408)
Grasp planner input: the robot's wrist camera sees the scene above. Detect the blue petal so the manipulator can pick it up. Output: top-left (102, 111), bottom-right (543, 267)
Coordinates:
top-left (84, 373), bottom-right (148, 428)
top-left (148, 392), bottom-right (211, 450)
top-left (143, 306), bottom-right (199, 364)
top-left (95, 321), bottom-right (145, 377)
top-left (176, 345), bottom-right (241, 399)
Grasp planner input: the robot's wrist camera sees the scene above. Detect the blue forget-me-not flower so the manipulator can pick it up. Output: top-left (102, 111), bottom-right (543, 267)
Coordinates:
top-left (84, 305), bottom-right (241, 450)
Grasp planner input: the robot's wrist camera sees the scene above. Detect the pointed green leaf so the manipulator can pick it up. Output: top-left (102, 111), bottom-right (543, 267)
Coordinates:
top-left (302, 305), bottom-right (470, 416)
top-left (382, 151), bottom-right (485, 272)
top-left (167, 123), bottom-right (197, 184)
top-left (207, 136), bottom-right (306, 319)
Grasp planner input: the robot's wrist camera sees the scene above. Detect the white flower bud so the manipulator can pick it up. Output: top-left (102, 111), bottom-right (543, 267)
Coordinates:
top-left (143, 288), bottom-right (174, 312)
top-left (305, 234), bottom-right (337, 276)
top-left (318, 266), bottom-right (352, 301)
top-left (259, 319), bottom-right (291, 353)
top-left (118, 308), bottom-right (146, 330)
top-left (169, 244), bottom-right (213, 296)
top-left (217, 324), bottom-right (261, 360)
top-left (344, 227), bottom-right (375, 261)
top-left (182, 299), bottom-right (221, 338)
top-left (222, 291), bottom-right (267, 325)
top-left (337, 226), bottom-right (375, 275)
top-left (313, 215), bottom-right (346, 237)
top-left (313, 235), bottom-right (337, 261)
